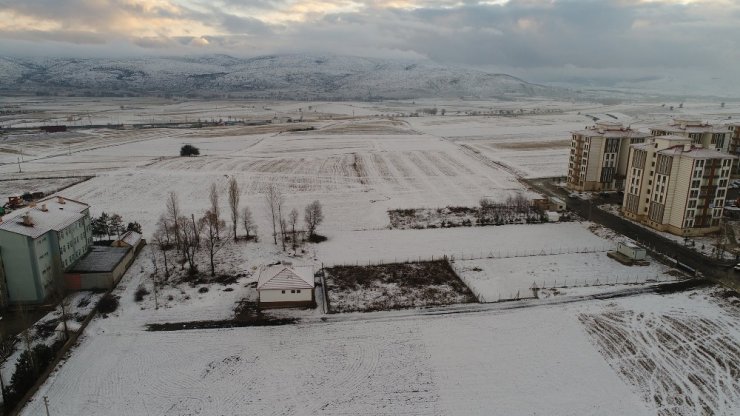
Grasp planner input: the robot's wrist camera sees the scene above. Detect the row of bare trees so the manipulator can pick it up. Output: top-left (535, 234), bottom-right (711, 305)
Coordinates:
top-left (265, 184), bottom-right (324, 252)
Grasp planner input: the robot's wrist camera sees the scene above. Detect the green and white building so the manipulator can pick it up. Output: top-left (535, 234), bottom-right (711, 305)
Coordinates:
top-left (0, 196), bottom-right (93, 305)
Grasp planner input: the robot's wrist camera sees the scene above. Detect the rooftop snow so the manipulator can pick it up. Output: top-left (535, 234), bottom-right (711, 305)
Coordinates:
top-left (0, 196), bottom-right (88, 239)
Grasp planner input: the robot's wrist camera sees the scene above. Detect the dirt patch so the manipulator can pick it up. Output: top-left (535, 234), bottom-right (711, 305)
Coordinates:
top-left (490, 139), bottom-right (570, 151)
top-left (325, 260), bottom-right (476, 313)
top-left (388, 205), bottom-right (559, 229)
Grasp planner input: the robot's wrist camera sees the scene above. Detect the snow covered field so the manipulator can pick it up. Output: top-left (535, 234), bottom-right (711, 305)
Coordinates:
top-left (4, 97), bottom-right (740, 415)
top-left (19, 275), bottom-right (739, 415)
top-left (316, 223), bottom-right (612, 266)
top-left (456, 251), bottom-right (678, 301)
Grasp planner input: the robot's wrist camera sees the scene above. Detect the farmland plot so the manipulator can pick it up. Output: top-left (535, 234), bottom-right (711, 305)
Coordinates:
top-left (455, 252), bottom-right (678, 302)
top-left (20, 273), bottom-right (666, 416)
top-left (2, 119), bottom-right (533, 235)
top-left (579, 290), bottom-right (740, 416)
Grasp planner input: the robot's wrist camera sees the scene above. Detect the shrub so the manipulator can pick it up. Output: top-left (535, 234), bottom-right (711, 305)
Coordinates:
top-left (180, 144), bottom-right (200, 157)
top-left (198, 286), bottom-right (209, 294)
top-left (97, 294), bottom-right (119, 314)
top-left (134, 285), bottom-right (149, 302)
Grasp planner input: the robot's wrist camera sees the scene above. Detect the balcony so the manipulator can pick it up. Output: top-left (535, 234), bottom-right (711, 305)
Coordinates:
top-left (699, 185), bottom-right (717, 198)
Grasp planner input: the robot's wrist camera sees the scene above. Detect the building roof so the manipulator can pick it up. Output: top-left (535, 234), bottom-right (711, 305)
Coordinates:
top-left (657, 145), bottom-right (738, 159)
top-left (257, 265), bottom-right (314, 290)
top-left (0, 196), bottom-right (89, 239)
top-left (115, 231), bottom-right (142, 247)
top-left (572, 126), bottom-right (649, 138)
top-left (651, 119), bottom-right (727, 134)
top-left (68, 246), bottom-right (130, 273)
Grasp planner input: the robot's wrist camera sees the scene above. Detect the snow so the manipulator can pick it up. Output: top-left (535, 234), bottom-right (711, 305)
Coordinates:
top-left (20, 290), bottom-right (661, 416)
top-left (316, 223), bottom-right (613, 266)
top-left (454, 251), bottom-right (679, 302)
top-left (3, 97), bottom-right (740, 415)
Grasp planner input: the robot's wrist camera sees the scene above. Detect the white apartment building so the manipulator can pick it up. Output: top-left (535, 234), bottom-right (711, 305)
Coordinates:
top-left (650, 117), bottom-right (731, 153)
top-left (0, 196), bottom-right (93, 304)
top-left (567, 121), bottom-right (650, 192)
top-left (622, 136), bottom-right (736, 236)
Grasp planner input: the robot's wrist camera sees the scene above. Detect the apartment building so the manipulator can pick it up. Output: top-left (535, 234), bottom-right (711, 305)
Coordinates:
top-left (650, 117), bottom-right (731, 153)
top-left (0, 196), bottom-right (93, 304)
top-left (567, 121), bottom-right (650, 192)
top-left (622, 135), bottom-right (736, 236)
top-left (727, 123), bottom-right (740, 176)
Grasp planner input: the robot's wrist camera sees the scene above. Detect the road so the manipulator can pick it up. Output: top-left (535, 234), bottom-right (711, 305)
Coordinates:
top-left (525, 177), bottom-right (740, 292)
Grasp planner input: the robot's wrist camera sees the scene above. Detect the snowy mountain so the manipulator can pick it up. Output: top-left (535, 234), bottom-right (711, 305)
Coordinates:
top-left (0, 54), bottom-right (567, 100)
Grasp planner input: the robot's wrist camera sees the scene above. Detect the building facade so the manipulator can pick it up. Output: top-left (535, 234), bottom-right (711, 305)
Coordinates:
top-left (727, 124), bottom-right (740, 176)
top-left (0, 196), bottom-right (93, 304)
top-left (567, 121), bottom-right (650, 192)
top-left (650, 118), bottom-right (731, 153)
top-left (622, 136), bottom-right (736, 236)
top-left (257, 265), bottom-right (315, 308)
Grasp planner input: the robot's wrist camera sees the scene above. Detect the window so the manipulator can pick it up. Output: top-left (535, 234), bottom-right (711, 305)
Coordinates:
top-left (291, 290), bottom-right (296, 293)
top-left (281, 290), bottom-right (286, 294)
top-left (297, 290), bottom-right (301, 293)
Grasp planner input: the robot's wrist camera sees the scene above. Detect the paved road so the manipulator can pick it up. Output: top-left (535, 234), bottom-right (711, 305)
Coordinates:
top-left (525, 178), bottom-right (740, 292)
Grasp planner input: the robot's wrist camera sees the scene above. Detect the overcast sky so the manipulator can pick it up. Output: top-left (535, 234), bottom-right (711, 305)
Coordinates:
top-left (1, 0), bottom-right (739, 89)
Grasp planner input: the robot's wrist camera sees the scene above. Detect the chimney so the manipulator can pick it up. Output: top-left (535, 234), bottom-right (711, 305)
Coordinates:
top-left (22, 213), bottom-right (34, 226)
top-left (41, 204), bottom-right (48, 212)
top-left (57, 196), bottom-right (66, 204)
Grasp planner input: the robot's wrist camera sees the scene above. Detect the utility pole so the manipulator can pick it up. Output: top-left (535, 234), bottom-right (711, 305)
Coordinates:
top-left (17, 156), bottom-right (22, 173)
top-left (43, 396), bottom-right (51, 416)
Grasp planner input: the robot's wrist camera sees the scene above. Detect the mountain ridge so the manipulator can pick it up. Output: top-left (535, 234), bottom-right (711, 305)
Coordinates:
top-left (0, 54), bottom-right (569, 100)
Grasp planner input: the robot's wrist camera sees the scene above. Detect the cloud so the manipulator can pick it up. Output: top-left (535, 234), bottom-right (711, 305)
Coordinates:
top-left (0, 0), bottom-right (738, 90)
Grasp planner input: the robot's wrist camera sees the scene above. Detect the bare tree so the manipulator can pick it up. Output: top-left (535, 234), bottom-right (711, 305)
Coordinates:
top-left (178, 215), bottom-right (202, 275)
top-left (153, 216), bottom-right (172, 279)
top-left (265, 183), bottom-right (284, 244)
top-left (199, 210), bottom-right (226, 277)
top-left (228, 177), bottom-right (240, 240)
top-left (242, 206), bottom-right (256, 239)
top-left (209, 183), bottom-right (221, 239)
top-left (304, 200), bottom-right (324, 238)
top-left (289, 208), bottom-right (299, 251)
top-left (166, 192), bottom-right (182, 250)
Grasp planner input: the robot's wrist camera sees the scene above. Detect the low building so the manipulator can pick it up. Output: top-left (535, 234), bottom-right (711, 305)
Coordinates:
top-left (650, 118), bottom-right (731, 153)
top-left (622, 136), bottom-right (736, 236)
top-left (257, 265), bottom-right (315, 308)
top-left (64, 246), bottom-right (134, 291)
top-left (567, 121), bottom-right (650, 192)
top-left (112, 230), bottom-right (143, 252)
top-left (616, 242), bottom-right (647, 261)
top-left (0, 196), bottom-right (93, 304)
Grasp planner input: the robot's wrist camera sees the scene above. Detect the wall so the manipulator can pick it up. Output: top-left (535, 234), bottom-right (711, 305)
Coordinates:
top-left (0, 231), bottom-right (41, 302)
top-left (259, 288), bottom-right (313, 303)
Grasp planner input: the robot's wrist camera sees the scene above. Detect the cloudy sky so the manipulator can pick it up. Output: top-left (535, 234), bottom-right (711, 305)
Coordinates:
top-left (1, 0), bottom-right (739, 89)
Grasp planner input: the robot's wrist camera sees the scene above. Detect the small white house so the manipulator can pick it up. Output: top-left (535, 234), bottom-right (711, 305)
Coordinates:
top-left (257, 265), bottom-right (315, 308)
top-left (111, 230), bottom-right (143, 251)
top-left (616, 242), bottom-right (646, 261)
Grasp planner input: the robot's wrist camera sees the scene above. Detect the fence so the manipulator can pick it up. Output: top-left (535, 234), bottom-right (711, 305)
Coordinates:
top-left (324, 244), bottom-right (613, 268)
top-left (449, 256), bottom-right (685, 303)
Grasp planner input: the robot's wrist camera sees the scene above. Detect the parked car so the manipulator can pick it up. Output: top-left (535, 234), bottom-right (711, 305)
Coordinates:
top-left (734, 263), bottom-right (740, 272)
